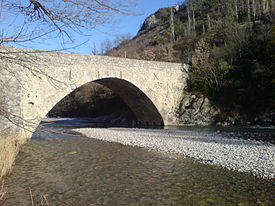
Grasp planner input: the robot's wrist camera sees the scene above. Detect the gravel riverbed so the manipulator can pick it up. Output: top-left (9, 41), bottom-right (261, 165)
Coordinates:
top-left (74, 128), bottom-right (275, 178)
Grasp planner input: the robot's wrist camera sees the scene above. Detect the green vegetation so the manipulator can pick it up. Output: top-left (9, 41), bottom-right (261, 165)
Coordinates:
top-left (175, 0), bottom-right (275, 122)
top-left (174, 19), bottom-right (185, 39)
top-left (152, 35), bottom-right (167, 45)
top-left (105, 0), bottom-right (274, 124)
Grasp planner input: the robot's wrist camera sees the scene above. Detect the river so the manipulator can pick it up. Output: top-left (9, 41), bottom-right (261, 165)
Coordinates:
top-left (3, 118), bottom-right (275, 206)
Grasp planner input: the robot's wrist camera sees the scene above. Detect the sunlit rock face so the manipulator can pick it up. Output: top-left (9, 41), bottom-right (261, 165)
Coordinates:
top-left (139, 14), bottom-right (158, 32)
top-left (138, 6), bottom-right (179, 34)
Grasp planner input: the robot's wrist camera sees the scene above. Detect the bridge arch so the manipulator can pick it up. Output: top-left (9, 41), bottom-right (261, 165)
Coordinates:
top-left (47, 78), bottom-right (164, 126)
top-left (94, 78), bottom-right (164, 126)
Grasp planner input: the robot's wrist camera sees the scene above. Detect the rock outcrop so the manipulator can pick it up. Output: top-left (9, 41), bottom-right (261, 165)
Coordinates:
top-left (176, 93), bottom-right (220, 125)
top-left (139, 14), bottom-right (158, 32)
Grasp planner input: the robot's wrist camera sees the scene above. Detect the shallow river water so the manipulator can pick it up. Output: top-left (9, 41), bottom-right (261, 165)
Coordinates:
top-left (3, 119), bottom-right (275, 206)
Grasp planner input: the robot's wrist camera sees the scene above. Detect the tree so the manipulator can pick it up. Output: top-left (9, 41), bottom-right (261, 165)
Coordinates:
top-left (0, 0), bottom-right (136, 129)
top-left (0, 0), bottom-right (135, 47)
top-left (0, 0), bottom-right (136, 181)
top-left (170, 7), bottom-right (175, 42)
top-left (100, 38), bottom-right (113, 54)
top-left (113, 33), bottom-right (132, 47)
top-left (91, 42), bottom-right (99, 55)
top-left (234, 0), bottom-right (239, 22)
top-left (187, 5), bottom-right (191, 34)
top-left (247, 0), bottom-right (251, 22)
top-left (174, 19), bottom-right (185, 39)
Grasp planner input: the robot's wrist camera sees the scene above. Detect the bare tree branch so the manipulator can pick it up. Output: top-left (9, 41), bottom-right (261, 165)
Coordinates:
top-left (0, 0), bottom-right (137, 132)
top-left (0, 0), bottom-right (136, 46)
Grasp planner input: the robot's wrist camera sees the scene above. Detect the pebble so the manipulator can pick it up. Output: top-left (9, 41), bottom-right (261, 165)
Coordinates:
top-left (73, 128), bottom-right (275, 179)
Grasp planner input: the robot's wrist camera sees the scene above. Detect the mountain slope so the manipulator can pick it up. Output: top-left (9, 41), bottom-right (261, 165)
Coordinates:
top-left (107, 0), bottom-right (275, 126)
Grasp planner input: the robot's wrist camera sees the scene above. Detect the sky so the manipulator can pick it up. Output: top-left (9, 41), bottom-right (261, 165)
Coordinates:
top-left (78, 0), bottom-right (182, 54)
top-left (5, 0), bottom-right (181, 54)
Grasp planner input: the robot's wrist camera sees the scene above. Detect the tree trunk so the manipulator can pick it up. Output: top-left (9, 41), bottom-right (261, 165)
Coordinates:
top-left (207, 14), bottom-right (211, 30)
top-left (270, 0), bottom-right (274, 10)
top-left (263, 0), bottom-right (266, 13)
top-left (252, 0), bottom-right (256, 20)
top-left (266, 0), bottom-right (269, 11)
top-left (170, 7), bottom-right (175, 42)
top-left (187, 7), bottom-right (191, 34)
top-left (234, 0), bottom-right (239, 22)
top-left (91, 42), bottom-right (98, 55)
top-left (192, 9), bottom-right (196, 32)
top-left (247, 0), bottom-right (251, 22)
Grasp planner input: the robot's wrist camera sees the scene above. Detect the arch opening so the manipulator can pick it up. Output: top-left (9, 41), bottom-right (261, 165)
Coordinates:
top-left (47, 78), bottom-right (164, 127)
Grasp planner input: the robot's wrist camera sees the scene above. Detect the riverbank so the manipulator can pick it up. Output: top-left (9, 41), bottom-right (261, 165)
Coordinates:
top-left (0, 134), bottom-right (22, 180)
top-left (74, 127), bottom-right (275, 178)
top-left (0, 133), bottom-right (20, 203)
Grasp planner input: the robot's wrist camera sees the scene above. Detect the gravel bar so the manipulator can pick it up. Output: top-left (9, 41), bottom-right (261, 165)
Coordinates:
top-left (73, 128), bottom-right (275, 178)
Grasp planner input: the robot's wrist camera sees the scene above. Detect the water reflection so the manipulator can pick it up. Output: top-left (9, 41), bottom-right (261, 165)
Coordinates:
top-left (42, 118), bottom-right (275, 144)
top-left (3, 119), bottom-right (275, 206)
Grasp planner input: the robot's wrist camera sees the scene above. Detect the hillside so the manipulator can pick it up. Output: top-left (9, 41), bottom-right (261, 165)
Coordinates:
top-left (106, 0), bottom-right (275, 126)
top-left (106, 6), bottom-right (183, 62)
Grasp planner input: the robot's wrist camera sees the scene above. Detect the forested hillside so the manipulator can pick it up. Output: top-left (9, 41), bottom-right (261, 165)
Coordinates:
top-left (107, 0), bottom-right (275, 125)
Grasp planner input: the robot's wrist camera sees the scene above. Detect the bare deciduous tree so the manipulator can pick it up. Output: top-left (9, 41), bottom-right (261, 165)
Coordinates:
top-left (170, 7), bottom-right (175, 42)
top-left (0, 0), bottom-right (136, 46)
top-left (0, 0), bottom-right (136, 130)
top-left (113, 33), bottom-right (132, 47)
top-left (100, 38), bottom-right (113, 54)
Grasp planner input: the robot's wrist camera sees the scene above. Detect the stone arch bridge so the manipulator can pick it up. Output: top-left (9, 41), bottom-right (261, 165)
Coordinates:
top-left (0, 47), bottom-right (188, 138)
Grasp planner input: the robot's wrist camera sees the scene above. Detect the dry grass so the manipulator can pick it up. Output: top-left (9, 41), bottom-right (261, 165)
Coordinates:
top-left (0, 131), bottom-right (24, 180)
top-left (0, 131), bottom-right (49, 206)
top-left (29, 188), bottom-right (50, 206)
top-left (0, 127), bottom-right (33, 206)
top-left (0, 186), bottom-right (50, 206)
top-left (0, 182), bottom-right (6, 205)
top-left (0, 129), bottom-right (24, 205)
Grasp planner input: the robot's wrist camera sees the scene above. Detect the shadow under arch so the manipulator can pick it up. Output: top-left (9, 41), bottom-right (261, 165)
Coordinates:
top-left (93, 78), bottom-right (164, 126)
